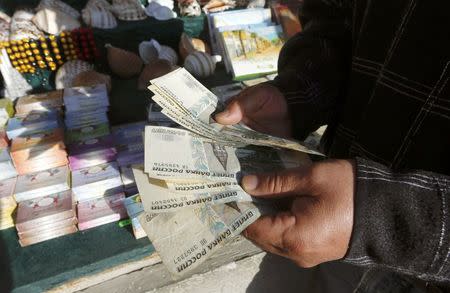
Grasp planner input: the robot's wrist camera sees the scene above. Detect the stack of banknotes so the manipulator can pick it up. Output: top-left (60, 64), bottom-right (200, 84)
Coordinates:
top-left (131, 68), bottom-right (317, 275)
top-left (112, 121), bottom-right (146, 195)
top-left (77, 192), bottom-right (127, 231)
top-left (0, 177), bottom-right (18, 230)
top-left (123, 194), bottom-right (146, 239)
top-left (14, 90), bottom-right (64, 116)
top-left (64, 85), bottom-right (110, 144)
top-left (15, 190), bottom-right (77, 247)
top-left (10, 128), bottom-right (68, 175)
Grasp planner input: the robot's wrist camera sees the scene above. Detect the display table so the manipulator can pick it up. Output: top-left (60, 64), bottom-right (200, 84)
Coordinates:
top-left (0, 222), bottom-right (260, 292)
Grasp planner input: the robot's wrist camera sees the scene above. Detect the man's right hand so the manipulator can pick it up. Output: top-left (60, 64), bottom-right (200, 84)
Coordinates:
top-left (215, 83), bottom-right (292, 138)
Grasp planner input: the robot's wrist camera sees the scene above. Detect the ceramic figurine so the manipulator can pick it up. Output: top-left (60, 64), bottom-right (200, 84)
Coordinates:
top-left (32, 8), bottom-right (81, 35)
top-left (111, 0), bottom-right (147, 21)
top-left (184, 51), bottom-right (221, 78)
top-left (82, 6), bottom-right (118, 29)
top-left (37, 0), bottom-right (81, 19)
top-left (178, 0), bottom-right (201, 17)
top-left (72, 70), bottom-right (112, 92)
top-left (178, 32), bottom-right (210, 61)
top-left (145, 2), bottom-right (177, 21)
top-left (106, 43), bottom-right (143, 78)
top-left (9, 9), bottom-right (44, 41)
top-left (55, 60), bottom-right (94, 89)
top-left (139, 39), bottom-right (178, 65)
top-left (138, 59), bottom-right (175, 89)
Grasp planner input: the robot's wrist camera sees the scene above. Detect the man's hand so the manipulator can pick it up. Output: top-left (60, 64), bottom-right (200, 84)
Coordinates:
top-left (215, 83), bottom-right (292, 138)
top-left (242, 159), bottom-right (355, 267)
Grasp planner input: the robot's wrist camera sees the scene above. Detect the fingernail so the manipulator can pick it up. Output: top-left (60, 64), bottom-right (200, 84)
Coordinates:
top-left (243, 175), bottom-right (258, 191)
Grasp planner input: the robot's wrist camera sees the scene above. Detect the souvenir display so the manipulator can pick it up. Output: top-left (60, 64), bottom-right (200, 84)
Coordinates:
top-left (68, 134), bottom-right (117, 170)
top-left (106, 44), bottom-right (143, 78)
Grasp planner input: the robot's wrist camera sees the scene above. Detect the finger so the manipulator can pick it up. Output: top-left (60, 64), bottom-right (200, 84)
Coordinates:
top-left (243, 211), bottom-right (295, 256)
top-left (242, 167), bottom-right (313, 198)
top-left (215, 99), bottom-right (245, 125)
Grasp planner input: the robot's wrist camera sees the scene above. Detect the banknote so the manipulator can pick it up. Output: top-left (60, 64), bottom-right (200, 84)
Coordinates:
top-left (149, 68), bottom-right (323, 156)
top-left (133, 165), bottom-right (251, 212)
top-left (144, 126), bottom-right (241, 182)
top-left (138, 201), bottom-right (261, 275)
top-left (144, 126), bottom-right (310, 183)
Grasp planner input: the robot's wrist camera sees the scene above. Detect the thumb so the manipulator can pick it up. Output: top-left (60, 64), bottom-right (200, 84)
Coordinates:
top-left (215, 99), bottom-right (244, 125)
top-left (241, 167), bottom-right (313, 198)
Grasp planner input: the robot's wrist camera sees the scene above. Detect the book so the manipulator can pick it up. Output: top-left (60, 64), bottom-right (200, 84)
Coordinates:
top-left (206, 8), bottom-right (272, 55)
top-left (14, 165), bottom-right (71, 202)
top-left (219, 24), bottom-right (284, 80)
top-left (15, 90), bottom-right (64, 115)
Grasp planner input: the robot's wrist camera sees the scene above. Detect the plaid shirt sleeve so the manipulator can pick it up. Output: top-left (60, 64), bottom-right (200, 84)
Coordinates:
top-left (271, 0), bottom-right (352, 140)
top-left (344, 157), bottom-right (450, 283)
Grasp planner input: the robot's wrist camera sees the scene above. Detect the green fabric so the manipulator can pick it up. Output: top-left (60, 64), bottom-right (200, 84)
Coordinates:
top-left (0, 223), bottom-right (153, 293)
top-left (180, 14), bottom-right (206, 38)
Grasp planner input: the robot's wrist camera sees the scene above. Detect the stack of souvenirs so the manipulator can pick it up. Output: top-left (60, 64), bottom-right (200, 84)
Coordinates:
top-left (9, 92), bottom-right (72, 246)
top-left (63, 84), bottom-right (126, 231)
top-left (112, 121), bottom-right (146, 195)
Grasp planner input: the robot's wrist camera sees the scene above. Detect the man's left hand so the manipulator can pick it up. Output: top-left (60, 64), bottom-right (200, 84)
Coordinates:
top-left (242, 159), bottom-right (355, 267)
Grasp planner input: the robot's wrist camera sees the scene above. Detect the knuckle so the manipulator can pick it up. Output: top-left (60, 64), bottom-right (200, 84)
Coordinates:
top-left (266, 172), bottom-right (287, 194)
